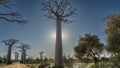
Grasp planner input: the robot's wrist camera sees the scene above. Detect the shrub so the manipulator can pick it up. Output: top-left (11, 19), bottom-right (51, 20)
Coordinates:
top-left (38, 62), bottom-right (49, 68)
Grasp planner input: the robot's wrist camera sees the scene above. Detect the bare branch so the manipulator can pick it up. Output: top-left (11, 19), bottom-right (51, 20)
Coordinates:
top-left (0, 0), bottom-right (12, 9)
top-left (17, 43), bottom-right (31, 50)
top-left (41, 0), bottom-right (76, 23)
top-left (2, 39), bottom-right (18, 46)
top-left (0, 12), bottom-right (20, 16)
top-left (0, 16), bottom-right (27, 24)
top-left (0, 0), bottom-right (27, 25)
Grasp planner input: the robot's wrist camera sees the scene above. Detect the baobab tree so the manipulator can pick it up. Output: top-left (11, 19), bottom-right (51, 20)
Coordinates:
top-left (41, 0), bottom-right (75, 67)
top-left (0, 0), bottom-right (27, 24)
top-left (19, 50), bottom-right (23, 63)
top-left (14, 52), bottom-right (19, 62)
top-left (17, 43), bottom-right (31, 64)
top-left (2, 39), bottom-right (18, 64)
top-left (39, 51), bottom-right (44, 62)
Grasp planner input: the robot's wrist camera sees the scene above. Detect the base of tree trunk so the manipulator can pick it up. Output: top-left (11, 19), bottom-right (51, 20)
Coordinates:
top-left (6, 61), bottom-right (12, 64)
top-left (55, 64), bottom-right (64, 68)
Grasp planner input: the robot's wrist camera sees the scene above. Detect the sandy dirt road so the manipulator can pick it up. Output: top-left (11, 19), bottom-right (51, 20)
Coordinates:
top-left (0, 62), bottom-right (29, 68)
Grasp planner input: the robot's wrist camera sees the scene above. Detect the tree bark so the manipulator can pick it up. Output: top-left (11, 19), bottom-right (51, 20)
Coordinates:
top-left (55, 17), bottom-right (64, 68)
top-left (40, 53), bottom-right (43, 61)
top-left (24, 50), bottom-right (26, 63)
top-left (94, 57), bottom-right (98, 68)
top-left (21, 51), bottom-right (23, 63)
top-left (22, 49), bottom-right (26, 64)
top-left (6, 45), bottom-right (12, 64)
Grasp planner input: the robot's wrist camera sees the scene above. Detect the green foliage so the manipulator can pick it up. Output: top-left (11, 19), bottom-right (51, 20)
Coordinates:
top-left (110, 55), bottom-right (120, 68)
top-left (64, 55), bottom-right (74, 67)
top-left (0, 56), bottom-right (6, 64)
top-left (74, 34), bottom-right (104, 65)
top-left (35, 58), bottom-right (40, 63)
top-left (105, 14), bottom-right (120, 55)
top-left (26, 57), bottom-right (36, 63)
top-left (38, 62), bottom-right (49, 68)
top-left (54, 64), bottom-right (64, 68)
top-left (100, 57), bottom-right (109, 62)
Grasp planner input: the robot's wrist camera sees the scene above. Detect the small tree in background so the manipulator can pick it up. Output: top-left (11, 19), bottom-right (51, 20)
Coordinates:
top-left (2, 39), bottom-right (18, 64)
top-left (74, 34), bottom-right (104, 68)
top-left (39, 51), bottom-right (44, 62)
top-left (19, 50), bottom-right (23, 63)
top-left (17, 43), bottom-right (31, 64)
top-left (14, 52), bottom-right (19, 62)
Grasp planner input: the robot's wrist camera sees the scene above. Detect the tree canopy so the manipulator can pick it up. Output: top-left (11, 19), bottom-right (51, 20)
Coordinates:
top-left (105, 14), bottom-right (120, 55)
top-left (74, 34), bottom-right (104, 65)
top-left (41, 0), bottom-right (75, 23)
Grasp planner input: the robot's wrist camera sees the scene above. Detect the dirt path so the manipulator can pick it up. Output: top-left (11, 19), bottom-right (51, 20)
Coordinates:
top-left (0, 62), bottom-right (29, 68)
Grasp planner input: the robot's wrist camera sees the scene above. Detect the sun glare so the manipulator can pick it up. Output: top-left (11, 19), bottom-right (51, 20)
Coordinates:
top-left (52, 32), bottom-right (65, 39)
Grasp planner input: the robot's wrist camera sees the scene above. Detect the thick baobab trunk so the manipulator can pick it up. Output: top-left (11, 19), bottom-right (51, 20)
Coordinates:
top-left (55, 18), bottom-right (64, 68)
top-left (22, 49), bottom-right (26, 64)
top-left (6, 45), bottom-right (12, 64)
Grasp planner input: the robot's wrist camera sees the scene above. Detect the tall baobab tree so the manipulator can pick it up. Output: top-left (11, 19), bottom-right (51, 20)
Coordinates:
top-left (41, 0), bottom-right (75, 67)
top-left (2, 39), bottom-right (18, 64)
top-left (39, 51), bottom-right (44, 62)
top-left (0, 0), bottom-right (27, 24)
top-left (17, 43), bottom-right (31, 64)
top-left (14, 52), bottom-right (19, 62)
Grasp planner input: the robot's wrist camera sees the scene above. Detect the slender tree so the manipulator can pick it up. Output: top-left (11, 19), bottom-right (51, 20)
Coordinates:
top-left (19, 50), bottom-right (23, 63)
top-left (2, 39), bottom-right (18, 64)
top-left (41, 0), bottom-right (75, 67)
top-left (0, 0), bottom-right (27, 24)
top-left (17, 43), bottom-right (31, 64)
top-left (39, 51), bottom-right (44, 62)
top-left (14, 52), bottom-right (19, 62)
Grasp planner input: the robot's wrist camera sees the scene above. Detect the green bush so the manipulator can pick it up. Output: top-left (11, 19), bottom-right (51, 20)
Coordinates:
top-left (38, 62), bottom-right (49, 68)
top-left (0, 56), bottom-right (6, 64)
